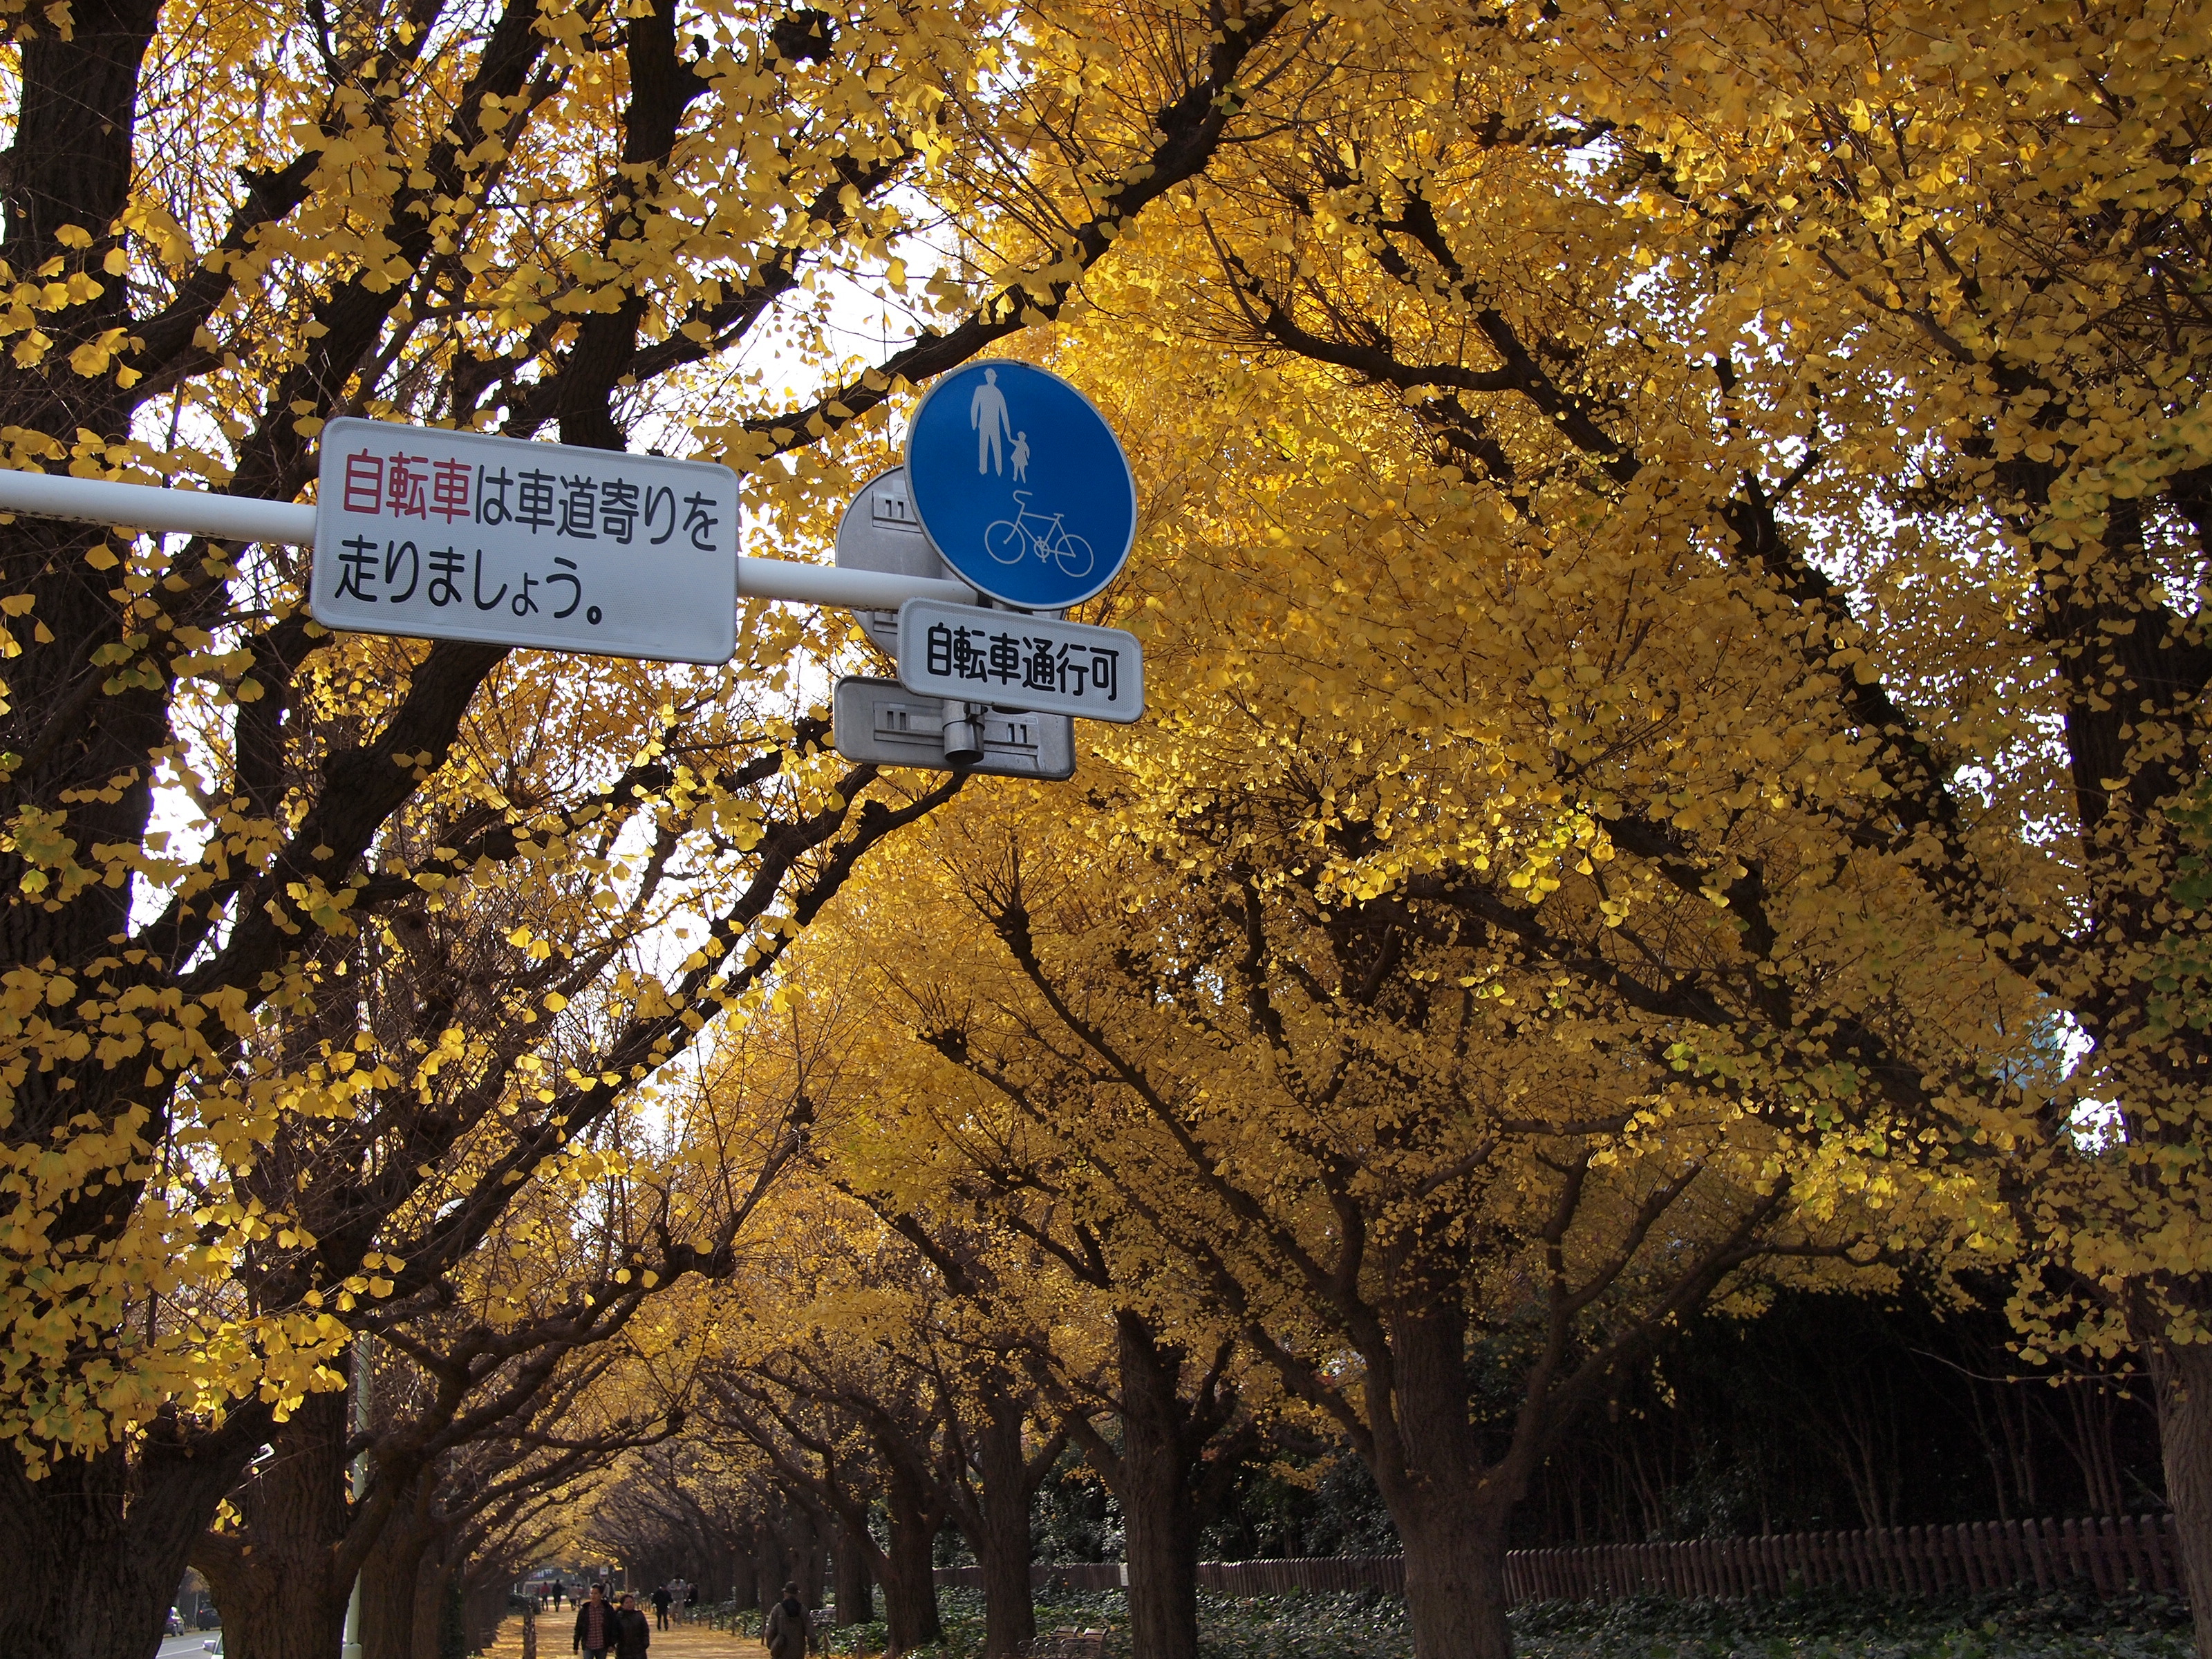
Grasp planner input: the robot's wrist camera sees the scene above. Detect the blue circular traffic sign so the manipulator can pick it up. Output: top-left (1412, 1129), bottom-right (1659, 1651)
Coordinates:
top-left (904, 361), bottom-right (1136, 610)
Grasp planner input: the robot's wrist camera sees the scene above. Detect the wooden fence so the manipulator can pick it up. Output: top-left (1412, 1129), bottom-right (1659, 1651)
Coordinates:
top-left (1499, 1514), bottom-right (2182, 1602)
top-left (937, 1514), bottom-right (2186, 1606)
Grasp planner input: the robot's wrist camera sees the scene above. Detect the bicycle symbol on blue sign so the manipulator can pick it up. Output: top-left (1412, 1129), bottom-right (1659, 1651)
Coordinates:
top-left (985, 491), bottom-right (1094, 579)
top-left (905, 361), bottom-right (1136, 610)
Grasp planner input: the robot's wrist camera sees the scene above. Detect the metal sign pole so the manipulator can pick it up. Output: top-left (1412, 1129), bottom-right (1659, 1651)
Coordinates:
top-left (0, 394), bottom-right (1148, 785)
top-left (0, 469), bottom-right (317, 544)
top-left (0, 469), bottom-right (975, 615)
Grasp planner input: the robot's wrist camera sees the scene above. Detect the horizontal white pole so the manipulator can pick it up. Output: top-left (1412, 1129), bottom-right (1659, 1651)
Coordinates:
top-left (0, 468), bottom-right (983, 613)
top-left (736, 556), bottom-right (974, 610)
top-left (0, 469), bottom-right (319, 544)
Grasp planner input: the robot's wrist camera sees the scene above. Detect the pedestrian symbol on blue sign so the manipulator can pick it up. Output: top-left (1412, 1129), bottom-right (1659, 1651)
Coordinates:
top-left (905, 361), bottom-right (1136, 610)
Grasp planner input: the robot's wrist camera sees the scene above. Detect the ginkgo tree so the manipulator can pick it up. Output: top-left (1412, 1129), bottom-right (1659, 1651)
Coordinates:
top-left (810, 935), bottom-right (1265, 1659)
top-left (1022, 0), bottom-right (2212, 1649)
top-left (182, 934), bottom-right (823, 1659)
top-left (806, 752), bottom-right (1982, 1659)
top-left (0, 0), bottom-right (1327, 1651)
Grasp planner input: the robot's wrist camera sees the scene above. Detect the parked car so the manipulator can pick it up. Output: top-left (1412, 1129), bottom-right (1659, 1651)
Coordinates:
top-left (196, 1606), bottom-right (221, 1630)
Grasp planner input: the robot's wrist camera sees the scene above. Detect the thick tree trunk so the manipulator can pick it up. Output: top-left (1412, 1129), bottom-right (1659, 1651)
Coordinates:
top-left (2152, 1340), bottom-right (2212, 1659)
top-left (730, 1539), bottom-right (760, 1613)
top-left (0, 1417), bottom-right (261, 1659)
top-left (1, 39), bottom-right (190, 1643)
top-left (790, 1502), bottom-right (827, 1606)
top-left (1117, 1316), bottom-right (1206, 1659)
top-left (753, 1521), bottom-right (792, 1611)
top-left (834, 1517), bottom-right (875, 1626)
top-left (1362, 1301), bottom-right (1517, 1659)
top-left (359, 1475), bottom-right (437, 1659)
top-left (195, 1388), bottom-right (355, 1659)
top-left (972, 1386), bottom-right (1037, 1658)
top-left (1394, 1500), bottom-right (1513, 1659)
top-left (0, 1), bottom-right (262, 1588)
top-left (880, 1450), bottom-right (945, 1653)
top-left (411, 1551), bottom-right (449, 1659)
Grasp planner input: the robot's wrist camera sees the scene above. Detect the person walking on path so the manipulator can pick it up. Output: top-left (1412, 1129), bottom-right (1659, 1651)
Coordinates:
top-left (764, 1582), bottom-right (810, 1659)
top-left (613, 1593), bottom-right (652, 1659)
top-left (684, 1584), bottom-right (698, 1624)
top-left (650, 1584), bottom-right (671, 1631)
top-left (551, 1580), bottom-right (566, 1611)
top-left (573, 1584), bottom-right (615, 1658)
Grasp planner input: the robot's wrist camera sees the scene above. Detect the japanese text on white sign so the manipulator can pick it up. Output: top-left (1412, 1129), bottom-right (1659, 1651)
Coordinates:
top-left (894, 599), bottom-right (1143, 723)
top-left (311, 417), bottom-right (739, 664)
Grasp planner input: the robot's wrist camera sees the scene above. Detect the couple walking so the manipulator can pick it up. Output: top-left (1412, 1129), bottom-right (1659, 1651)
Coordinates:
top-left (570, 1583), bottom-right (650, 1659)
top-left (651, 1579), bottom-right (694, 1629)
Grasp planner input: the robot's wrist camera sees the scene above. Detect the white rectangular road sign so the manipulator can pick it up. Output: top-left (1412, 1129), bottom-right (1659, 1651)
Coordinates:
top-left (312, 417), bottom-right (738, 664)
top-left (832, 677), bottom-right (1076, 779)
top-left (894, 599), bottom-right (1142, 723)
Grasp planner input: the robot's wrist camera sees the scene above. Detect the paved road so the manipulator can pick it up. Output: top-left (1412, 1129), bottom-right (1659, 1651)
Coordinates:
top-left (159, 1633), bottom-right (219, 1658)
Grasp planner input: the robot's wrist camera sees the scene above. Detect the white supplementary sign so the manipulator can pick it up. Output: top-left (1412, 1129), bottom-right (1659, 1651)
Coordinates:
top-left (311, 416), bottom-right (739, 664)
top-left (894, 598), bottom-right (1143, 723)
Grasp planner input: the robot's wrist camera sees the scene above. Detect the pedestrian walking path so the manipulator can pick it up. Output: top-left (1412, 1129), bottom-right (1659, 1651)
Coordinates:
top-left (480, 1615), bottom-right (765, 1659)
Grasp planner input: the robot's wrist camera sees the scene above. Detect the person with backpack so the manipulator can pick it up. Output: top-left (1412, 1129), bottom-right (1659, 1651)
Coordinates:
top-left (764, 1582), bottom-right (810, 1659)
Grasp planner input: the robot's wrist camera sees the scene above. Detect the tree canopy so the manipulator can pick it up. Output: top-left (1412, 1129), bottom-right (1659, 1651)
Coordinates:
top-left (6, 2), bottom-right (2212, 1658)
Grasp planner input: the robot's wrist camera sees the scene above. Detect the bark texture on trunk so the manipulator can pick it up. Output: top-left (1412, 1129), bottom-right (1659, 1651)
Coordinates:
top-left (2153, 1340), bottom-right (2212, 1659)
top-left (364, 1539), bottom-right (434, 1659)
top-left (753, 1523), bottom-right (793, 1612)
top-left (358, 1472), bottom-right (437, 1659)
top-left (834, 1517), bottom-right (875, 1626)
top-left (0, 7), bottom-right (247, 1641)
top-left (1394, 1501), bottom-right (1513, 1659)
top-left (0, 1423), bottom-right (257, 1659)
top-left (1362, 1301), bottom-right (1517, 1659)
top-left (411, 1553), bottom-right (450, 1659)
top-left (194, 1388), bottom-right (354, 1659)
top-left (1116, 1316), bottom-right (1208, 1659)
top-left (791, 1503), bottom-right (827, 1607)
top-left (881, 1450), bottom-right (945, 1653)
top-left (972, 1385), bottom-right (1038, 1658)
